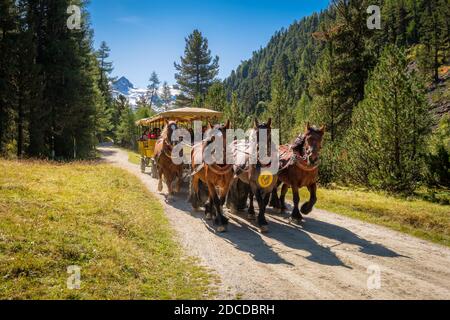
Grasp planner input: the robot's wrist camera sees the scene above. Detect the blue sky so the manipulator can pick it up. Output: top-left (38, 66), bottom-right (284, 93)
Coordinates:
top-left (88, 0), bottom-right (330, 87)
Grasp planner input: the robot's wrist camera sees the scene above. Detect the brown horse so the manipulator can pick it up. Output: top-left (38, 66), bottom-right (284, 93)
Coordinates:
top-left (190, 120), bottom-right (234, 232)
top-left (229, 118), bottom-right (278, 233)
top-left (154, 120), bottom-right (183, 198)
top-left (271, 123), bottom-right (325, 224)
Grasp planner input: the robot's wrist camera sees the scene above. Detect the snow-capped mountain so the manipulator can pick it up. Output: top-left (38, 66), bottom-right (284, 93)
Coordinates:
top-left (111, 76), bottom-right (180, 111)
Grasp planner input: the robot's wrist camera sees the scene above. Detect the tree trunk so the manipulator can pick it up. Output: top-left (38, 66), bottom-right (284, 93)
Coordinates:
top-left (17, 93), bottom-right (24, 158)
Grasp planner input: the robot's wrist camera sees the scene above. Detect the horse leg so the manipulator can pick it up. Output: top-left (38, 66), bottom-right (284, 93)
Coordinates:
top-left (204, 200), bottom-right (213, 220)
top-left (279, 183), bottom-right (289, 212)
top-left (290, 185), bottom-right (303, 224)
top-left (157, 170), bottom-right (164, 192)
top-left (208, 181), bottom-right (228, 232)
top-left (175, 168), bottom-right (182, 193)
top-left (176, 176), bottom-right (181, 193)
top-left (301, 183), bottom-right (317, 215)
top-left (269, 186), bottom-right (282, 214)
top-left (204, 179), bottom-right (215, 220)
top-left (189, 174), bottom-right (200, 210)
top-left (247, 191), bottom-right (255, 220)
top-left (165, 174), bottom-right (173, 196)
top-left (219, 178), bottom-right (232, 206)
top-left (255, 189), bottom-right (269, 233)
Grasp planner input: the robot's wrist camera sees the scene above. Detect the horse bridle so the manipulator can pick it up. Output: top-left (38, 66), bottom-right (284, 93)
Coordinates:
top-left (254, 125), bottom-right (273, 168)
top-left (279, 131), bottom-right (320, 172)
top-left (161, 123), bottom-right (179, 161)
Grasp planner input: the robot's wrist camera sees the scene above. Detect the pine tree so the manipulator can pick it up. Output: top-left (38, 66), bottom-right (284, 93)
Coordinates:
top-left (116, 101), bottom-right (136, 149)
top-left (426, 114), bottom-right (450, 186)
top-left (92, 68), bottom-right (112, 145)
top-left (161, 81), bottom-right (172, 111)
top-left (309, 37), bottom-right (341, 142)
top-left (134, 92), bottom-right (155, 121)
top-left (147, 71), bottom-right (160, 110)
top-left (224, 92), bottom-right (246, 128)
top-left (419, 0), bottom-right (449, 82)
top-left (205, 81), bottom-right (227, 111)
top-left (345, 45), bottom-right (432, 192)
top-left (27, 0), bottom-right (106, 158)
top-left (1, 0), bottom-right (122, 159)
top-left (96, 41), bottom-right (115, 101)
top-left (14, 0), bottom-right (41, 158)
top-left (111, 95), bottom-right (128, 136)
top-left (405, 0), bottom-right (420, 45)
top-left (95, 41), bottom-right (114, 139)
top-left (329, 0), bottom-right (376, 130)
top-left (174, 29), bottom-right (219, 107)
top-left (395, 0), bottom-right (409, 47)
top-left (267, 70), bottom-right (291, 144)
top-left (0, 0), bottom-right (18, 155)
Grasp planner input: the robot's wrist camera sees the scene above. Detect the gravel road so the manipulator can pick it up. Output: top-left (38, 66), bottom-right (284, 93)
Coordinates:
top-left (99, 145), bottom-right (450, 300)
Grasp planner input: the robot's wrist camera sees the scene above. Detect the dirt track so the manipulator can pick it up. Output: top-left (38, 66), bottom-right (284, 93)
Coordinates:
top-left (99, 145), bottom-right (450, 300)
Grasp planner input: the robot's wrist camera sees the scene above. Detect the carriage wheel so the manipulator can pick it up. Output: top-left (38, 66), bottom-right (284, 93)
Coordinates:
top-left (140, 157), bottom-right (146, 173)
top-left (151, 159), bottom-right (158, 179)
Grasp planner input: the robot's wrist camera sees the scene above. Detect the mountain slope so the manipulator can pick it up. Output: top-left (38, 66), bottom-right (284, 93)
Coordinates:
top-left (224, 0), bottom-right (449, 123)
top-left (223, 10), bottom-right (329, 114)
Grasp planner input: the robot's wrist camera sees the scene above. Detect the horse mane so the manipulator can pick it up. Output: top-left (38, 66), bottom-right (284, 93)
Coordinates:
top-left (291, 134), bottom-right (305, 153)
top-left (159, 121), bottom-right (175, 144)
top-left (160, 125), bottom-right (169, 140)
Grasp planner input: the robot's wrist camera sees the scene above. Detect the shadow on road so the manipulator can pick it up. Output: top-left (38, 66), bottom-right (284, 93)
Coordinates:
top-left (98, 148), bottom-right (118, 158)
top-left (270, 204), bottom-right (404, 259)
top-left (156, 190), bottom-right (291, 265)
top-left (302, 218), bottom-right (404, 258)
top-left (166, 193), bottom-right (353, 267)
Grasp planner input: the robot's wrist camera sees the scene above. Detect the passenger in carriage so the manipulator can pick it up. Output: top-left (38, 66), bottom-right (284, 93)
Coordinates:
top-left (140, 129), bottom-right (149, 141)
top-left (150, 128), bottom-right (160, 140)
top-left (149, 129), bottom-right (156, 139)
top-left (155, 128), bottom-right (162, 138)
top-left (188, 128), bottom-right (194, 143)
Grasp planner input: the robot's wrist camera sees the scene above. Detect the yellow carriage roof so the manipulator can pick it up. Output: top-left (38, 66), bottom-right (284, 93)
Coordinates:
top-left (135, 107), bottom-right (223, 126)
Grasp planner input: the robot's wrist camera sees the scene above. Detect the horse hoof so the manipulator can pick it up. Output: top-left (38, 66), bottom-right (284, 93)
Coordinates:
top-left (205, 213), bottom-right (213, 220)
top-left (301, 204), bottom-right (313, 215)
top-left (247, 214), bottom-right (256, 220)
top-left (289, 217), bottom-right (303, 225)
top-left (260, 225), bottom-right (269, 233)
top-left (217, 225), bottom-right (227, 233)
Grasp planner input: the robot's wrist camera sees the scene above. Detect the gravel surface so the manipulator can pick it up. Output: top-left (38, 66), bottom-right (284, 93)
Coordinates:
top-left (100, 145), bottom-right (450, 300)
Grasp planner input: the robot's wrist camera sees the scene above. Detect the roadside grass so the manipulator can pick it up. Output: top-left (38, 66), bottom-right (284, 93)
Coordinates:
top-left (286, 186), bottom-right (450, 247)
top-left (0, 160), bottom-right (215, 299)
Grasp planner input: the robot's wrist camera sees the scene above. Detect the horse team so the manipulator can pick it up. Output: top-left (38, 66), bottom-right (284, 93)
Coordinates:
top-left (154, 118), bottom-right (325, 233)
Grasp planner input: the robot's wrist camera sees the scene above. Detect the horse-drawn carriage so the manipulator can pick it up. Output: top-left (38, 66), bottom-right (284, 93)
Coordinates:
top-left (137, 108), bottom-right (324, 233)
top-left (135, 107), bottom-right (223, 178)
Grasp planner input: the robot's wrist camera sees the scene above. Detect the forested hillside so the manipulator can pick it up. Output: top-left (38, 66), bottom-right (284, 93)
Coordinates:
top-left (225, 0), bottom-right (448, 128)
top-left (224, 10), bottom-right (325, 120)
top-left (223, 0), bottom-right (449, 191)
